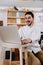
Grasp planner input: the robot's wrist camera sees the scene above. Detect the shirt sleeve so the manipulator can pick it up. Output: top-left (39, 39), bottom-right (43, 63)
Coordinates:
top-left (31, 27), bottom-right (41, 42)
top-left (18, 27), bottom-right (25, 40)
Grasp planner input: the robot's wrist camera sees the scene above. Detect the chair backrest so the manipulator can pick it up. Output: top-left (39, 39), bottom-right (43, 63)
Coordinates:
top-left (1, 25), bottom-right (21, 44)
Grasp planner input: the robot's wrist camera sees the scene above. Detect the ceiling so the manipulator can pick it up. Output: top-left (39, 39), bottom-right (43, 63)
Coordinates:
top-left (0, 0), bottom-right (43, 8)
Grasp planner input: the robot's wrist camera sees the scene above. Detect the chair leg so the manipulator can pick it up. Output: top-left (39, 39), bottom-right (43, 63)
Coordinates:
top-left (25, 50), bottom-right (28, 65)
top-left (19, 48), bottom-right (23, 65)
top-left (0, 47), bottom-right (4, 65)
top-left (9, 49), bottom-right (11, 65)
top-left (3, 47), bottom-right (6, 65)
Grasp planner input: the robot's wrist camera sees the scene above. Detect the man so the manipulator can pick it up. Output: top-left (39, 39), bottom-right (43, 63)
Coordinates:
top-left (19, 11), bottom-right (43, 65)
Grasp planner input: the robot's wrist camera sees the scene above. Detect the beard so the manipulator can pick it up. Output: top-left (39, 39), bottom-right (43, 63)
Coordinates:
top-left (26, 21), bottom-right (32, 26)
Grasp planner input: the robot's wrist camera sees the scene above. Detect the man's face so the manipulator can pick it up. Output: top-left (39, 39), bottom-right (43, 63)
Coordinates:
top-left (25, 14), bottom-right (34, 26)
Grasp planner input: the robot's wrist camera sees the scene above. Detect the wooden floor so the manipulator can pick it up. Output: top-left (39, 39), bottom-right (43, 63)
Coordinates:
top-left (3, 60), bottom-right (20, 65)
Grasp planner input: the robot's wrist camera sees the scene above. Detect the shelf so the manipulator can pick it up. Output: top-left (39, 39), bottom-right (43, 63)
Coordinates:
top-left (4, 60), bottom-right (20, 65)
top-left (8, 8), bottom-right (28, 12)
top-left (7, 16), bottom-right (25, 19)
top-left (7, 23), bottom-right (26, 25)
top-left (7, 9), bottom-right (26, 18)
top-left (11, 61), bottom-right (20, 65)
top-left (7, 18), bottom-right (16, 23)
top-left (7, 8), bottom-right (26, 28)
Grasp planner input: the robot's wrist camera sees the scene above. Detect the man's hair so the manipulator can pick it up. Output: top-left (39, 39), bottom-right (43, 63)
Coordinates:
top-left (25, 11), bottom-right (34, 18)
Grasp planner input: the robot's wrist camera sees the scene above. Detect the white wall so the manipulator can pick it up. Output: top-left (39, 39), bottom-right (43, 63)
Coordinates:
top-left (0, 10), bottom-right (7, 26)
top-left (34, 13), bottom-right (43, 32)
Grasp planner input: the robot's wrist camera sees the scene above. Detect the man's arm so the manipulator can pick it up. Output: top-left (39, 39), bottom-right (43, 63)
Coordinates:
top-left (21, 38), bottom-right (32, 44)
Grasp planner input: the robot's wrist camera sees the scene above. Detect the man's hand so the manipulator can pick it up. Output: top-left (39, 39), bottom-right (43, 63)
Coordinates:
top-left (21, 38), bottom-right (32, 44)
